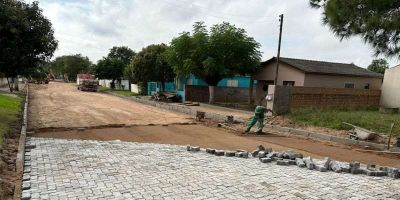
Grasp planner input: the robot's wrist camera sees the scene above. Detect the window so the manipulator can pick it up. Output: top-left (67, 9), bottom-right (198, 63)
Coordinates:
top-left (283, 81), bottom-right (295, 86)
top-left (364, 83), bottom-right (370, 89)
top-left (227, 80), bottom-right (238, 87)
top-left (344, 83), bottom-right (355, 88)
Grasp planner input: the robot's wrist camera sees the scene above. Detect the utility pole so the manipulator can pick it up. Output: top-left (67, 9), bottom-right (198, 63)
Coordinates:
top-left (274, 14), bottom-right (283, 85)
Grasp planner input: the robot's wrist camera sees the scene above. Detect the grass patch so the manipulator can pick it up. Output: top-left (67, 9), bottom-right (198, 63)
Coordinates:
top-left (288, 107), bottom-right (400, 135)
top-left (0, 94), bottom-right (22, 144)
top-left (99, 86), bottom-right (138, 97)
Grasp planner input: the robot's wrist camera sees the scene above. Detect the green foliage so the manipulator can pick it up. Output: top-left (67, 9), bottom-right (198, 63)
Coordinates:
top-left (310, 0), bottom-right (400, 58)
top-left (49, 54), bottom-right (91, 81)
top-left (107, 46), bottom-right (136, 66)
top-left (126, 44), bottom-right (173, 92)
top-left (165, 22), bottom-right (261, 85)
top-left (288, 107), bottom-right (400, 135)
top-left (93, 57), bottom-right (125, 88)
top-left (0, 0), bottom-right (58, 78)
top-left (367, 58), bottom-right (389, 74)
top-left (0, 94), bottom-right (21, 144)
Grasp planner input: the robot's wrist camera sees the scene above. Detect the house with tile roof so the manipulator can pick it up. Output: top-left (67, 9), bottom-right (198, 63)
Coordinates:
top-left (252, 57), bottom-right (383, 103)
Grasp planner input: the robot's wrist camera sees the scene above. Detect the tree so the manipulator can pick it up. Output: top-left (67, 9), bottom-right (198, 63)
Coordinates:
top-left (0, 0), bottom-right (58, 91)
top-left (165, 22), bottom-right (261, 103)
top-left (367, 58), bottom-right (389, 74)
top-left (310, 0), bottom-right (400, 58)
top-left (49, 54), bottom-right (91, 81)
top-left (126, 44), bottom-right (174, 93)
top-left (93, 57), bottom-right (125, 89)
top-left (107, 46), bottom-right (136, 66)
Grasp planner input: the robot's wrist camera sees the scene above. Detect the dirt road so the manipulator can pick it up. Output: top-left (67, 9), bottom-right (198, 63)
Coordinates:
top-left (28, 82), bottom-right (191, 130)
top-left (29, 82), bottom-right (400, 167)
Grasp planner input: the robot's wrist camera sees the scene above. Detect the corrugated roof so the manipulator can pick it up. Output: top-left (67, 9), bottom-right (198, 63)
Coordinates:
top-left (263, 57), bottom-right (383, 78)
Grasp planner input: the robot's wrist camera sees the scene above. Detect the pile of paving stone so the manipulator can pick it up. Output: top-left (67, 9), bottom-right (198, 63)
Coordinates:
top-left (186, 144), bottom-right (400, 179)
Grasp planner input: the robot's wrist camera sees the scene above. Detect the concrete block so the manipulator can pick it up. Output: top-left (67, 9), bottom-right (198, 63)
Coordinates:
top-left (303, 157), bottom-right (315, 170)
top-left (235, 151), bottom-right (249, 158)
top-left (191, 146), bottom-right (200, 151)
top-left (225, 151), bottom-right (236, 157)
top-left (290, 129), bottom-right (310, 137)
top-left (25, 144), bottom-right (36, 149)
top-left (186, 145), bottom-right (191, 151)
top-left (274, 126), bottom-right (291, 133)
top-left (277, 160), bottom-right (290, 166)
top-left (24, 162), bottom-right (31, 167)
top-left (22, 174), bottom-right (30, 181)
top-left (295, 158), bottom-right (306, 168)
top-left (206, 148), bottom-right (215, 154)
top-left (258, 151), bottom-right (266, 158)
top-left (22, 182), bottom-right (31, 190)
top-left (366, 170), bottom-right (388, 177)
top-left (214, 150), bottom-right (225, 156)
top-left (276, 152), bottom-right (284, 158)
top-left (329, 160), bottom-right (342, 173)
top-left (309, 132), bottom-right (332, 141)
top-left (251, 150), bottom-right (259, 157)
top-left (388, 168), bottom-right (400, 179)
top-left (264, 148), bottom-right (273, 154)
top-left (21, 191), bottom-right (31, 200)
top-left (322, 157), bottom-right (332, 169)
top-left (315, 165), bottom-right (328, 172)
top-left (288, 160), bottom-right (296, 165)
top-left (266, 152), bottom-right (278, 158)
top-left (260, 157), bottom-right (272, 163)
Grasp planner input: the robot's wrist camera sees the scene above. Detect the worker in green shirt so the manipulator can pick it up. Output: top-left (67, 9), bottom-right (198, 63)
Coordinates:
top-left (245, 105), bottom-right (272, 134)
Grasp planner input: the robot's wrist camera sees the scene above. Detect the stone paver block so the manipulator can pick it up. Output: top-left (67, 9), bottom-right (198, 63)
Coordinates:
top-left (21, 138), bottom-right (400, 199)
top-left (225, 151), bottom-right (236, 157)
top-left (260, 157), bottom-right (272, 163)
top-left (214, 150), bottom-right (225, 156)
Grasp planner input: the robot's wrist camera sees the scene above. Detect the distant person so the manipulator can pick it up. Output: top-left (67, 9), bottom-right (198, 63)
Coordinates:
top-left (244, 105), bottom-right (272, 134)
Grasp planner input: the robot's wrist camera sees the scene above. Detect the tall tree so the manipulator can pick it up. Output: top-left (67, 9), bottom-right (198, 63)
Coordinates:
top-left (49, 54), bottom-right (91, 81)
top-left (367, 58), bottom-right (389, 74)
top-left (107, 46), bottom-right (136, 66)
top-left (0, 0), bottom-right (58, 91)
top-left (93, 58), bottom-right (125, 89)
top-left (126, 44), bottom-right (174, 93)
top-left (310, 0), bottom-right (400, 58)
top-left (165, 22), bottom-right (261, 103)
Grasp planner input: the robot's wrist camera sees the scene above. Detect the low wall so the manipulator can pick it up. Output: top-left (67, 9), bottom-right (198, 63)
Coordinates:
top-left (290, 87), bottom-right (381, 108)
top-left (99, 79), bottom-right (130, 90)
top-left (185, 85), bottom-right (251, 103)
top-left (130, 84), bottom-right (141, 94)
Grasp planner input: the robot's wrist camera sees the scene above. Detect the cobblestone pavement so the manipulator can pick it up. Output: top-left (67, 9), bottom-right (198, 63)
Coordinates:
top-left (22, 138), bottom-right (400, 200)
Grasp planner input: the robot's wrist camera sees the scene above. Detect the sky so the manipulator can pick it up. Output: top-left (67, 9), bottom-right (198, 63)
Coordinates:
top-left (31, 0), bottom-right (399, 68)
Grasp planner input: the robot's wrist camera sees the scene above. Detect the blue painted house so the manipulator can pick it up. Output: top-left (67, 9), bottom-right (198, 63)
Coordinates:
top-left (148, 74), bottom-right (253, 102)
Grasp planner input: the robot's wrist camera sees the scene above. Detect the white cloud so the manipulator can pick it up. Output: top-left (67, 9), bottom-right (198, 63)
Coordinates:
top-left (34, 0), bottom-right (399, 67)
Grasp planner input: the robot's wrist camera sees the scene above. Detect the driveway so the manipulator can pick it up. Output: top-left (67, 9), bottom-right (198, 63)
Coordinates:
top-left (22, 138), bottom-right (400, 199)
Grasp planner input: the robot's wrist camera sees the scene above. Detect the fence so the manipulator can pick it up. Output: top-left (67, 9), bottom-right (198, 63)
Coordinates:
top-left (185, 85), bottom-right (251, 103)
top-left (98, 79), bottom-right (130, 90)
top-left (266, 85), bottom-right (381, 114)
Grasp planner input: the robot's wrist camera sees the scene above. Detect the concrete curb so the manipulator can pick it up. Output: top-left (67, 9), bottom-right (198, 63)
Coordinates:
top-left (102, 91), bottom-right (247, 123)
top-left (13, 85), bottom-right (29, 200)
top-left (265, 124), bottom-right (387, 150)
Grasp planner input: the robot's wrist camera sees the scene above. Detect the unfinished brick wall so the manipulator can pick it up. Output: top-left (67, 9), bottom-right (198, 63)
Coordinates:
top-left (185, 85), bottom-right (251, 103)
top-left (290, 87), bottom-right (381, 109)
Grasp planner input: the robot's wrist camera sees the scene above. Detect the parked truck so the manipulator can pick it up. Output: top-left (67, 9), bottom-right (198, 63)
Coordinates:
top-left (77, 74), bottom-right (98, 92)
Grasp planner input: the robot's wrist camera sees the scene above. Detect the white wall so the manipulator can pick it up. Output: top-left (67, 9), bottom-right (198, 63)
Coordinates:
top-left (98, 79), bottom-right (130, 90)
top-left (0, 77), bottom-right (8, 87)
top-left (380, 65), bottom-right (400, 108)
top-left (130, 84), bottom-right (141, 93)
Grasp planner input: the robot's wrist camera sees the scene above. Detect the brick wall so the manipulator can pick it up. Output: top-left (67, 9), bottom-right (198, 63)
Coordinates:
top-left (290, 87), bottom-right (381, 109)
top-left (185, 85), bottom-right (251, 103)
